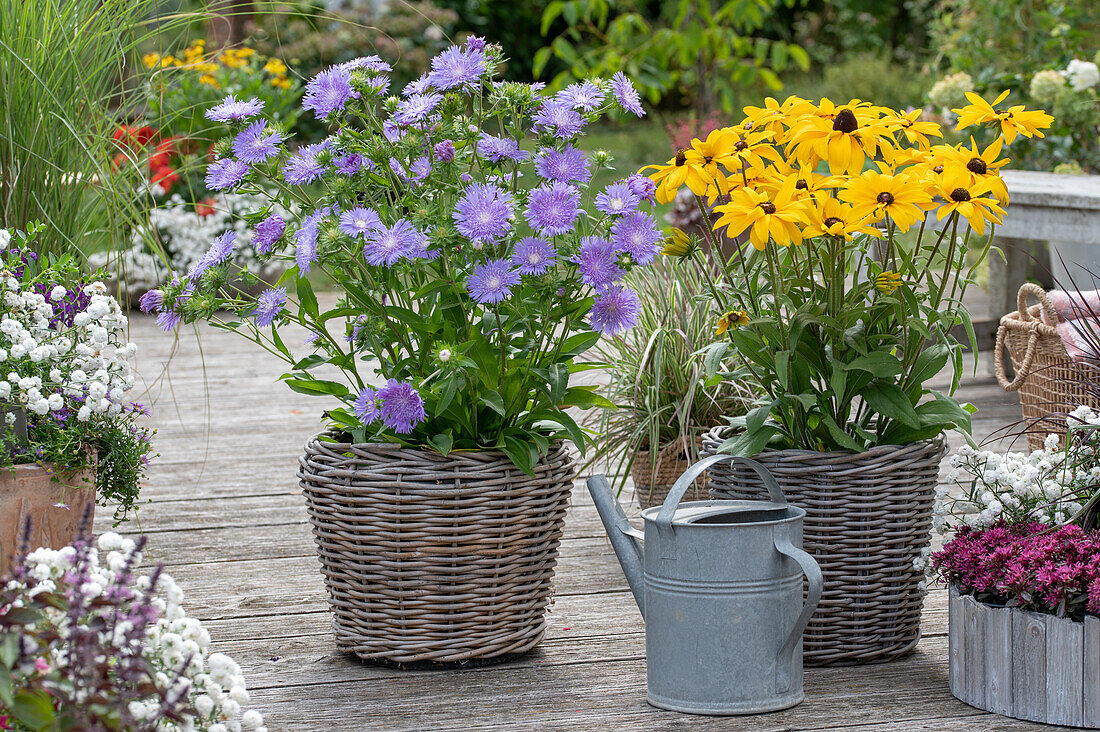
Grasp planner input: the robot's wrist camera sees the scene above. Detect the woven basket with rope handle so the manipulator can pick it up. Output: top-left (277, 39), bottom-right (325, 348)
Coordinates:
top-left (995, 282), bottom-right (1100, 451)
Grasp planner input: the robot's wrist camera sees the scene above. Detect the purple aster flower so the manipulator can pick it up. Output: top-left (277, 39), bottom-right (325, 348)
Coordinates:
top-left (252, 214), bottom-right (286, 254)
top-left (465, 35), bottom-right (487, 52)
top-left (453, 183), bottom-right (513, 242)
top-left (394, 93), bottom-right (444, 126)
top-left (626, 173), bottom-right (657, 204)
top-left (354, 386), bottom-right (380, 423)
top-left (403, 74), bottom-right (431, 96)
top-left (205, 95), bottom-right (263, 123)
top-left (410, 155), bottom-right (431, 184)
top-left (250, 286), bottom-right (287, 327)
top-left (576, 236), bottom-right (622, 289)
top-left (595, 181), bottom-right (641, 216)
top-left (341, 55), bottom-right (391, 73)
top-left (232, 120), bottom-right (282, 163)
top-left (534, 146), bottom-right (590, 184)
top-left (190, 230), bottom-right (236, 281)
top-left (283, 143), bottom-right (326, 185)
top-left (361, 74), bottom-right (391, 97)
top-left (377, 379), bottom-right (426, 433)
top-left (428, 45), bottom-right (486, 91)
top-left (382, 120), bottom-right (402, 142)
top-left (303, 65), bottom-right (358, 119)
top-left (388, 157), bottom-right (408, 182)
top-left (477, 133), bottom-right (529, 163)
top-left (525, 181), bottom-right (581, 237)
top-left (364, 219), bottom-right (424, 266)
top-left (434, 139), bottom-right (455, 163)
top-left (156, 308), bottom-right (182, 331)
top-left (558, 80), bottom-right (605, 112)
top-left (138, 289), bottom-right (163, 314)
top-left (295, 206), bottom-right (331, 273)
top-left (611, 71), bottom-right (645, 117)
top-left (611, 211), bottom-right (663, 265)
top-left (339, 207), bottom-right (380, 240)
top-left (333, 152), bottom-right (363, 175)
top-left (532, 99), bottom-right (587, 138)
top-left (467, 258), bottom-right (521, 304)
top-left (205, 158), bottom-right (249, 191)
top-left (511, 237), bottom-right (556, 275)
top-left (589, 286), bottom-right (641, 335)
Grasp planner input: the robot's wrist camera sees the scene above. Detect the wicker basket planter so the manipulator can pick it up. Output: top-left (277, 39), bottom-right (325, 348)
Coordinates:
top-left (949, 587), bottom-right (1100, 728)
top-left (702, 426), bottom-right (945, 666)
top-left (995, 283), bottom-right (1100, 451)
top-left (630, 438), bottom-right (707, 509)
top-left (0, 464), bottom-right (96, 571)
top-left (297, 436), bottom-right (576, 665)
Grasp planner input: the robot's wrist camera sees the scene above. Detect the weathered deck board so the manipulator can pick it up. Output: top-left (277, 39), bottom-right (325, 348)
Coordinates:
top-left (89, 309), bottom-right (1067, 731)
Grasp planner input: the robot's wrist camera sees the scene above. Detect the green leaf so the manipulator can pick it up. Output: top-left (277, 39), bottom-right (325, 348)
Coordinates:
top-left (558, 331), bottom-right (601, 358)
top-left (501, 435), bottom-right (536, 475)
top-left (561, 386), bottom-right (615, 410)
top-left (702, 341), bottom-right (730, 379)
top-left (716, 424), bottom-right (779, 457)
top-left (296, 276), bottom-right (319, 320)
top-left (862, 382), bottom-right (920, 429)
top-left (916, 396), bottom-right (973, 433)
top-left (427, 432), bottom-right (453, 456)
top-left (819, 413), bottom-right (865, 452)
top-left (283, 378), bottom-right (350, 398)
top-left (293, 354), bottom-right (328, 371)
top-left (436, 377), bottom-right (459, 414)
top-left (908, 345), bottom-right (950, 387)
top-left (549, 362), bottom-right (568, 404)
top-left (480, 389), bottom-right (506, 417)
top-left (530, 409), bottom-right (587, 454)
top-left (12, 689), bottom-right (55, 730)
top-left (845, 352), bottom-right (904, 378)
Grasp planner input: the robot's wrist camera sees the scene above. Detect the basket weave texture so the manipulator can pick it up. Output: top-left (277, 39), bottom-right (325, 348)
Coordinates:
top-left (630, 438), bottom-right (708, 509)
top-left (702, 426), bottom-right (944, 666)
top-left (297, 436), bottom-right (575, 665)
top-left (995, 283), bottom-right (1100, 451)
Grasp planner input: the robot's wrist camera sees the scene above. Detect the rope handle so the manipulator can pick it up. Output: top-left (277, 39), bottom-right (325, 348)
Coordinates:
top-left (995, 283), bottom-right (1060, 392)
top-left (1016, 282), bottom-right (1061, 326)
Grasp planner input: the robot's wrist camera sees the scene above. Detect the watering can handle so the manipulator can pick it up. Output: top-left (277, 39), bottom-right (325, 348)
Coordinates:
top-left (655, 455), bottom-right (787, 559)
top-left (773, 524), bottom-right (823, 695)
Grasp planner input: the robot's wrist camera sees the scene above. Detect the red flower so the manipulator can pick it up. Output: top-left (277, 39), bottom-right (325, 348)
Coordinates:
top-left (195, 197), bottom-right (218, 217)
top-left (150, 165), bottom-right (178, 192)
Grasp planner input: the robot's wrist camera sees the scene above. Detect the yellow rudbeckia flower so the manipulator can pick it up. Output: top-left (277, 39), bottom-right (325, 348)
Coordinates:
top-left (716, 310), bottom-right (750, 335)
top-left (888, 109), bottom-right (944, 149)
top-left (952, 90), bottom-right (1054, 144)
top-left (839, 169), bottom-right (935, 232)
top-left (713, 177), bottom-right (810, 250)
top-left (933, 170), bottom-right (1005, 235)
top-left (873, 271), bottom-right (903, 294)
top-left (642, 150), bottom-right (716, 204)
top-left (787, 102), bottom-right (894, 175)
top-left (803, 197), bottom-right (881, 240)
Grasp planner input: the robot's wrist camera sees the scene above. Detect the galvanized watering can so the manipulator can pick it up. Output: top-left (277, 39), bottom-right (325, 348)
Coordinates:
top-left (588, 454), bottom-right (823, 715)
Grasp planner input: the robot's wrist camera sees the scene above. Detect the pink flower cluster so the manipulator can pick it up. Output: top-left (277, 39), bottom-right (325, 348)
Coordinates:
top-left (933, 522), bottom-right (1100, 620)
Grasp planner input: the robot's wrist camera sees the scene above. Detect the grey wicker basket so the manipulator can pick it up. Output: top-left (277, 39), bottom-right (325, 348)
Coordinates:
top-left (702, 425), bottom-right (945, 666)
top-left (297, 436), bottom-right (575, 665)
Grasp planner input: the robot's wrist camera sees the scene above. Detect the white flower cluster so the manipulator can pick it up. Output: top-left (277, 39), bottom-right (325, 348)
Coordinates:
top-left (0, 275), bottom-right (135, 420)
top-left (1065, 59), bottom-right (1100, 92)
top-left (90, 194), bottom-right (290, 297)
top-left (14, 533), bottom-right (267, 732)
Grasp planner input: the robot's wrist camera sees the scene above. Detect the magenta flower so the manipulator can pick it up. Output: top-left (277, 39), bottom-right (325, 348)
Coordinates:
top-left (558, 80), bottom-right (605, 112)
top-left (232, 120), bottom-right (282, 163)
top-left (532, 99), bottom-right (587, 139)
top-left (339, 207), bottom-right (380, 240)
top-left (303, 65), bottom-right (358, 119)
top-left (477, 133), bottom-right (529, 163)
top-left (434, 139), bottom-right (455, 163)
top-left (576, 236), bottom-right (622, 289)
top-left (138, 289), bottom-right (163, 314)
top-left (252, 214), bottom-right (286, 254)
top-left (189, 230), bottom-right (236, 281)
top-left (611, 72), bottom-right (645, 117)
top-left (394, 93), bottom-right (444, 126)
top-left (595, 181), bottom-right (641, 216)
top-left (363, 219), bottom-right (424, 266)
top-left (428, 45), bottom-right (486, 91)
top-left (611, 211), bottom-right (663, 264)
top-left (282, 144), bottom-right (326, 185)
top-left (354, 386), bottom-right (380, 423)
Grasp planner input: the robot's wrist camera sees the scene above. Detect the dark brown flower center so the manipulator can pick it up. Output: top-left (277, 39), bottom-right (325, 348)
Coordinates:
top-left (734, 141), bottom-right (748, 151)
top-left (967, 158), bottom-right (988, 175)
top-left (877, 191), bottom-right (894, 204)
top-left (795, 180), bottom-right (808, 190)
top-left (824, 217), bottom-right (842, 227)
top-left (759, 202), bottom-right (777, 214)
top-left (950, 187), bottom-right (971, 202)
top-left (933, 165), bottom-right (944, 174)
top-left (832, 109), bottom-right (858, 134)
top-left (704, 155), bottom-right (713, 164)
top-left (675, 150), bottom-right (687, 166)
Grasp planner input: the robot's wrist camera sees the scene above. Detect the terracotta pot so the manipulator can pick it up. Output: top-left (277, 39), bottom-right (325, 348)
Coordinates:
top-left (0, 464), bottom-right (96, 571)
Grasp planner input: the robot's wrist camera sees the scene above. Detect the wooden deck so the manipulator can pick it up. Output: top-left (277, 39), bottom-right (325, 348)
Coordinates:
top-left (95, 308), bottom-right (1072, 731)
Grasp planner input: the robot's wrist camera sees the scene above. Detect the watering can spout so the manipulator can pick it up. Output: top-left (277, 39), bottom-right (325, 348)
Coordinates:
top-left (587, 475), bottom-right (646, 618)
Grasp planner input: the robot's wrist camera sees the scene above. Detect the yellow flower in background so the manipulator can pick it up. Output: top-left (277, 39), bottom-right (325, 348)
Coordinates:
top-left (199, 74), bottom-right (220, 88)
top-left (142, 53), bottom-right (161, 69)
top-left (716, 310), bottom-right (750, 335)
top-left (264, 58), bottom-right (287, 76)
top-left (803, 197), bottom-right (882, 240)
top-left (713, 176), bottom-right (811, 250)
top-left (933, 170), bottom-right (1005, 235)
top-left (840, 169), bottom-right (935, 232)
top-left (159, 55), bottom-right (177, 68)
top-left (271, 76), bottom-right (292, 90)
top-left (873, 271), bottom-right (903, 294)
top-left (889, 109), bottom-right (943, 149)
top-left (952, 90), bottom-right (1054, 144)
top-left (741, 96), bottom-right (809, 141)
top-left (642, 150), bottom-right (717, 204)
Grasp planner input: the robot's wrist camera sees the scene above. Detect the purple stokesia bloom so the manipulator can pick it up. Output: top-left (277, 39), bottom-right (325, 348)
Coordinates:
top-left (511, 237), bottom-right (556, 275)
top-left (532, 99), bottom-right (587, 139)
top-left (428, 45), bottom-right (486, 91)
top-left (377, 379), bottom-right (427, 433)
top-left (467, 258), bottom-right (520, 304)
top-left (589, 286), bottom-right (641, 335)
top-left (394, 93), bottom-right (444, 126)
top-left (388, 157), bottom-right (408, 182)
top-left (626, 173), bottom-right (657, 204)
top-left (190, 230), bottom-right (237, 281)
top-left (558, 80), bottom-right (605, 112)
top-left (156, 308), bottom-right (182, 332)
top-left (534, 146), bottom-right (590, 184)
top-left (595, 181), bottom-right (641, 216)
top-left (205, 158), bottom-right (249, 191)
top-left (403, 74), bottom-right (431, 97)
top-left (611, 72), bottom-right (645, 117)
top-left (576, 236), bottom-right (622, 289)
top-left (453, 183), bottom-right (513, 243)
top-left (232, 120), bottom-right (282, 164)
top-left (477, 133), bottom-right (529, 163)
top-left (250, 286), bottom-right (287, 327)
top-left (295, 206), bottom-right (331, 273)
top-left (611, 211), bottom-right (663, 265)
top-left (138, 289), bottom-right (163, 314)
top-left (341, 55), bottom-right (391, 73)
top-left (205, 94), bottom-right (263, 123)
top-left (339, 207), bottom-right (380, 240)
top-left (282, 143), bottom-right (326, 185)
top-left (361, 74), bottom-right (391, 97)
top-left (409, 155), bottom-right (431, 184)
top-left (382, 120), bottom-right (401, 143)
top-left (465, 35), bottom-right (487, 52)
top-left (525, 181), bottom-right (581, 237)
top-left (303, 65), bottom-right (358, 119)
top-left (434, 139), bottom-right (455, 163)
top-left (252, 214), bottom-right (286, 254)
top-left (333, 152), bottom-right (363, 175)
top-left (364, 219), bottom-right (424, 266)
top-left (354, 386), bottom-right (380, 423)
